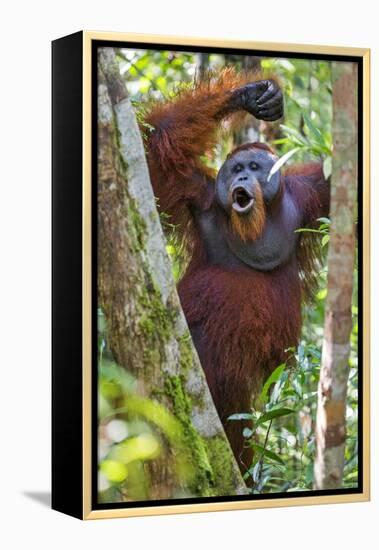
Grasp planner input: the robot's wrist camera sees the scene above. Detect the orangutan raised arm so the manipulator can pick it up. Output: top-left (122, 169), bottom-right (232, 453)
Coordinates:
top-left (143, 69), bottom-right (283, 226)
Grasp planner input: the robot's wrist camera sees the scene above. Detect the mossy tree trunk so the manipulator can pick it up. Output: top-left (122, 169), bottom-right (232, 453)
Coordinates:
top-left (97, 47), bottom-right (247, 500)
top-left (314, 62), bottom-right (358, 489)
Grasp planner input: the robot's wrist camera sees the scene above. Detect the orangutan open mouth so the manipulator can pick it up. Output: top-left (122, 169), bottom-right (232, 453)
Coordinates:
top-left (232, 187), bottom-right (255, 213)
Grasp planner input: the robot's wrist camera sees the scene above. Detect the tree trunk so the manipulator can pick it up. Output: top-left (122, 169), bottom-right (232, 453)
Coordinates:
top-left (197, 52), bottom-right (210, 79)
top-left (225, 54), bottom-right (262, 145)
top-left (97, 47), bottom-right (247, 500)
top-left (314, 62), bottom-right (358, 489)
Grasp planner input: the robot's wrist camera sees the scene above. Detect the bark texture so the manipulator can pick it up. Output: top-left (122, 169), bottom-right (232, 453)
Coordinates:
top-left (314, 62), bottom-right (358, 489)
top-left (97, 47), bottom-right (247, 499)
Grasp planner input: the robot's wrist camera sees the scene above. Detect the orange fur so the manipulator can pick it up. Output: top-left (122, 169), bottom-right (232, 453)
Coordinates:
top-left (145, 68), bottom-right (265, 176)
top-left (178, 261), bottom-right (302, 464)
top-left (141, 68), bottom-right (329, 471)
top-left (143, 68), bottom-right (274, 254)
top-left (230, 183), bottom-right (266, 242)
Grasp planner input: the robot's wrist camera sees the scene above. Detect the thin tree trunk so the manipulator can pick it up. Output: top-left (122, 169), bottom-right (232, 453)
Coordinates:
top-left (97, 47), bottom-right (247, 500)
top-left (225, 54), bottom-right (262, 145)
top-left (314, 62), bottom-right (358, 489)
top-left (197, 52), bottom-right (210, 79)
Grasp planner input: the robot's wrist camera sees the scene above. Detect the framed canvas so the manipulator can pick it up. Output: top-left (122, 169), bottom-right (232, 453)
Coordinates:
top-left (52, 31), bottom-right (370, 520)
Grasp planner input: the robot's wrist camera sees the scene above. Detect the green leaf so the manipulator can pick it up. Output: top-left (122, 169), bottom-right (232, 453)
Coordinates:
top-left (251, 444), bottom-right (285, 465)
top-left (280, 124), bottom-right (309, 145)
top-left (270, 372), bottom-right (288, 405)
top-left (321, 234), bottom-right (330, 247)
top-left (252, 462), bottom-right (261, 483)
top-left (271, 138), bottom-right (290, 145)
top-left (302, 112), bottom-right (325, 146)
top-left (260, 364), bottom-right (286, 404)
top-left (99, 359), bottom-right (137, 393)
top-left (256, 408), bottom-right (295, 427)
top-left (309, 141), bottom-right (331, 156)
top-left (111, 434), bottom-right (160, 463)
top-left (100, 460), bottom-right (128, 483)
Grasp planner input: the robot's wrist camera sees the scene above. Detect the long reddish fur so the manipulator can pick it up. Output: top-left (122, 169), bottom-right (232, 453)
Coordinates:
top-left (141, 68), bottom-right (329, 468)
top-left (144, 69), bottom-right (269, 237)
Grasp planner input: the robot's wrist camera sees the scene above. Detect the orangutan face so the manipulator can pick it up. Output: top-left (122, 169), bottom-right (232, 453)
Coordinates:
top-left (215, 146), bottom-right (281, 241)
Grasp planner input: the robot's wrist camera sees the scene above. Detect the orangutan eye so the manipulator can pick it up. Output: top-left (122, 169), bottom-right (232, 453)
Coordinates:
top-left (234, 163), bottom-right (244, 173)
top-left (250, 162), bottom-right (259, 170)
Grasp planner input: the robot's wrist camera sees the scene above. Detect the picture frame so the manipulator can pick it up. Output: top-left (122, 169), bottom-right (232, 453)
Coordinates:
top-left (52, 30), bottom-right (370, 520)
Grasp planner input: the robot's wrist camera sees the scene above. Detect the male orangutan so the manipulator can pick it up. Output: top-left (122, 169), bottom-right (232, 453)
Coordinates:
top-left (143, 69), bottom-right (329, 472)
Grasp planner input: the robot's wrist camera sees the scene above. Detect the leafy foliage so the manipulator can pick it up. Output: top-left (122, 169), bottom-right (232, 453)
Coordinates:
top-left (98, 310), bottom-right (194, 502)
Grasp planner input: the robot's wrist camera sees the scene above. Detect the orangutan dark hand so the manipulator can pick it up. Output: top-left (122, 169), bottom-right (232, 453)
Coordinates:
top-left (231, 79), bottom-right (284, 121)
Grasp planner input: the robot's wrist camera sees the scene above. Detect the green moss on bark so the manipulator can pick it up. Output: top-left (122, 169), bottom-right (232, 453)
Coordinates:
top-left (127, 198), bottom-right (146, 253)
top-left (164, 374), bottom-right (240, 496)
top-left (206, 436), bottom-right (243, 496)
top-left (137, 278), bottom-right (176, 357)
top-left (177, 330), bottom-right (195, 372)
top-left (164, 375), bottom-right (214, 495)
